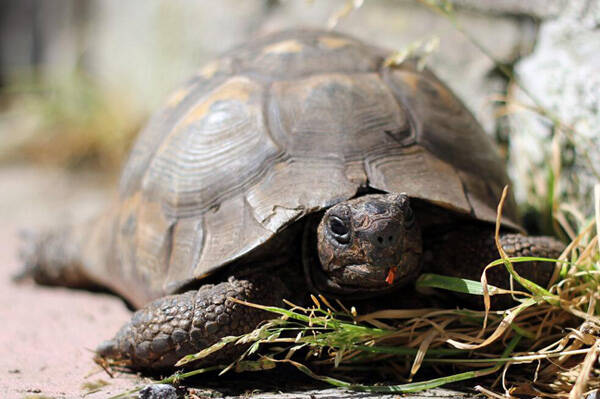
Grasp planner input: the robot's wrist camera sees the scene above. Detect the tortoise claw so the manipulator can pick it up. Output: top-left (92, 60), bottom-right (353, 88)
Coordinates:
top-left (96, 339), bottom-right (119, 359)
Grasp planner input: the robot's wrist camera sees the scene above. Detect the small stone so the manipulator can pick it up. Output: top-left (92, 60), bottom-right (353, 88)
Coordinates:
top-left (138, 383), bottom-right (178, 399)
top-left (585, 390), bottom-right (600, 399)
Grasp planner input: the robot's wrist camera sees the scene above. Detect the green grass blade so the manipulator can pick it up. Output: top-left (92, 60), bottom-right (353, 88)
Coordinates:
top-left (416, 273), bottom-right (501, 295)
top-left (176, 335), bottom-right (240, 366)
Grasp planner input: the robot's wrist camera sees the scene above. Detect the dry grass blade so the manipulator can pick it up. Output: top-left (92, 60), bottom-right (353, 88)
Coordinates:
top-left (445, 301), bottom-right (532, 350)
top-left (569, 339), bottom-right (600, 398)
top-left (410, 319), bottom-right (450, 379)
top-left (326, 0), bottom-right (363, 30)
top-left (383, 37), bottom-right (440, 70)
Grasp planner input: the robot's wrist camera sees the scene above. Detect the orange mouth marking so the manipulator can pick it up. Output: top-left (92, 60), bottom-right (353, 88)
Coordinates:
top-left (385, 267), bottom-right (398, 285)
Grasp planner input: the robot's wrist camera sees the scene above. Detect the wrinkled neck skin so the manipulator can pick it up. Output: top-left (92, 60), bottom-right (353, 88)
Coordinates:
top-left (303, 193), bottom-right (423, 299)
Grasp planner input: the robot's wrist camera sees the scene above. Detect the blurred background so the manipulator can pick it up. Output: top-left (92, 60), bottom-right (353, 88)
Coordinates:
top-left (0, 0), bottom-right (598, 231)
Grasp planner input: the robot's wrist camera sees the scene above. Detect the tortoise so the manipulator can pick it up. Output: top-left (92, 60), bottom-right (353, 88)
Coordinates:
top-left (21, 28), bottom-right (564, 370)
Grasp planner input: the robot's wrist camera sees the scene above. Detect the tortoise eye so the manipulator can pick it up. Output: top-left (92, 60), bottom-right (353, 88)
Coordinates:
top-left (328, 216), bottom-right (350, 244)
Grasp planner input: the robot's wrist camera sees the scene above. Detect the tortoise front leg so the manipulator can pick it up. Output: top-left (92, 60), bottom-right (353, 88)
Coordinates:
top-left (425, 226), bottom-right (565, 308)
top-left (96, 274), bottom-right (289, 369)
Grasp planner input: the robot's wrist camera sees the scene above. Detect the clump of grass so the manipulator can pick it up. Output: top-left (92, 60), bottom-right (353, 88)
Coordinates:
top-left (161, 187), bottom-right (597, 397)
top-left (0, 71), bottom-right (141, 172)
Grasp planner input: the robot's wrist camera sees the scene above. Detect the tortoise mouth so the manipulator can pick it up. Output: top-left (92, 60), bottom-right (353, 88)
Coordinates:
top-left (329, 263), bottom-right (404, 288)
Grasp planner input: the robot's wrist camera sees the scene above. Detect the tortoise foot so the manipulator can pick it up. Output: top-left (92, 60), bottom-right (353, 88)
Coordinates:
top-left (96, 275), bottom-right (288, 369)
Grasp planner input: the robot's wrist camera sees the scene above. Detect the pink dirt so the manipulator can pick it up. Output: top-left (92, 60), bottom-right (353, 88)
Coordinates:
top-left (0, 165), bottom-right (144, 398)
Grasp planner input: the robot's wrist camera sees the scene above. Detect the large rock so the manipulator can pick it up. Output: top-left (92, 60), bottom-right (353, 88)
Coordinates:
top-left (508, 0), bottom-right (600, 218)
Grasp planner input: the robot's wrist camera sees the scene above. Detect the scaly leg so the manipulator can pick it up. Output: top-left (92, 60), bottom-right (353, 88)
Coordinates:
top-left (96, 273), bottom-right (290, 369)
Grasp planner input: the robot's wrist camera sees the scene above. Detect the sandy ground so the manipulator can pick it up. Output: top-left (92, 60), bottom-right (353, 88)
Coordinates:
top-left (0, 165), bottom-right (145, 398)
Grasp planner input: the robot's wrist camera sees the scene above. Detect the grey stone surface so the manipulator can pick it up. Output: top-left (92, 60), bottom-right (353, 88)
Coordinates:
top-left (139, 383), bottom-right (178, 399)
top-left (507, 0), bottom-right (600, 216)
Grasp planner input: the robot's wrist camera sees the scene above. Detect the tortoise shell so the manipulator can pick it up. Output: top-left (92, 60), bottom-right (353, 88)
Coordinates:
top-left (82, 29), bottom-right (519, 307)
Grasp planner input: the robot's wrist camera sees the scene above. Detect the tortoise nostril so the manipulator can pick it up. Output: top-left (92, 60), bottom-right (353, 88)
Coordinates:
top-left (377, 236), bottom-right (383, 244)
top-left (388, 235), bottom-right (393, 242)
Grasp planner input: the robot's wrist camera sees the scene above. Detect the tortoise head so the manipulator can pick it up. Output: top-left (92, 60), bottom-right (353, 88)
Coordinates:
top-left (316, 193), bottom-right (422, 293)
